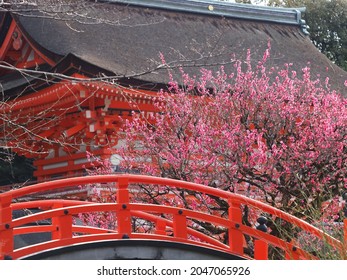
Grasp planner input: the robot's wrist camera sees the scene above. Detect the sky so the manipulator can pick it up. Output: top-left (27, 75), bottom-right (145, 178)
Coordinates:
top-left (220, 0), bottom-right (269, 5)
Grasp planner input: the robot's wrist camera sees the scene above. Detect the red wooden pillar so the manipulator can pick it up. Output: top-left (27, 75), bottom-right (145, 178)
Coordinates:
top-left (0, 193), bottom-right (13, 259)
top-left (116, 177), bottom-right (131, 236)
top-left (173, 210), bottom-right (187, 239)
top-left (52, 203), bottom-right (73, 240)
top-left (228, 199), bottom-right (244, 255)
top-left (254, 239), bottom-right (269, 259)
top-left (155, 219), bottom-right (167, 235)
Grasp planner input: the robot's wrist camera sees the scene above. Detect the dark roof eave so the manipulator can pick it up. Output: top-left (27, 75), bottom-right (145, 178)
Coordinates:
top-left (106, 0), bottom-right (306, 26)
top-left (12, 13), bottom-right (63, 64)
top-left (3, 54), bottom-right (168, 98)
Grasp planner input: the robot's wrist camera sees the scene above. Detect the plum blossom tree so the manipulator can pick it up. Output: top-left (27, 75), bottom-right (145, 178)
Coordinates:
top-left (78, 48), bottom-right (347, 258)
top-left (120, 48), bottom-right (347, 229)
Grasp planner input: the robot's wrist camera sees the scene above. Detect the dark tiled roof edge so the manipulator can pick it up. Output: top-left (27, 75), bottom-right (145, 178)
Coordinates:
top-left (106, 0), bottom-right (308, 33)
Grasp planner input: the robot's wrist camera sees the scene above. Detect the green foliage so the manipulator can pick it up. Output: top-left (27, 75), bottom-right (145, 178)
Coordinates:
top-left (269, 0), bottom-right (347, 71)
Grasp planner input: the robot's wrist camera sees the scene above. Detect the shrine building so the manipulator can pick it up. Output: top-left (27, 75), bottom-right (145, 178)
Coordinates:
top-left (0, 0), bottom-right (346, 186)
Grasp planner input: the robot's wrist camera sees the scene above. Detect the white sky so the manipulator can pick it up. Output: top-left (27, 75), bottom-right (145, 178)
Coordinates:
top-left (220, 0), bottom-right (269, 5)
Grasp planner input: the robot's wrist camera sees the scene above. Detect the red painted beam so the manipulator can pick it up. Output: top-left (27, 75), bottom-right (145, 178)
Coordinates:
top-left (1, 175), bottom-right (345, 260)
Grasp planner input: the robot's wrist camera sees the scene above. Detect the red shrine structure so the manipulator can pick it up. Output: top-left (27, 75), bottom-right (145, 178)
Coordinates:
top-left (0, 0), bottom-right (346, 183)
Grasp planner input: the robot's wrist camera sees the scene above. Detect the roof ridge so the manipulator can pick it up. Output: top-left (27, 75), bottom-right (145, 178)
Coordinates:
top-left (103, 0), bottom-right (307, 29)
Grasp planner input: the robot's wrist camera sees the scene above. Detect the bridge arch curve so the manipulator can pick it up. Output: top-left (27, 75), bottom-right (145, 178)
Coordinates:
top-left (0, 174), bottom-right (345, 260)
top-left (22, 239), bottom-right (245, 260)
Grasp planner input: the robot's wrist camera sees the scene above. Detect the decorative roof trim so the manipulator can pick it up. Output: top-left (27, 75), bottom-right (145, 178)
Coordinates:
top-left (106, 0), bottom-right (306, 27)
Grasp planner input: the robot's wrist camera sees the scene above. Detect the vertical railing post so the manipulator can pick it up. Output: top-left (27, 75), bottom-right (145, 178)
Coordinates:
top-left (0, 194), bottom-right (13, 259)
top-left (116, 177), bottom-right (131, 236)
top-left (173, 209), bottom-right (187, 239)
top-left (155, 219), bottom-right (167, 235)
top-left (228, 199), bottom-right (244, 256)
top-left (254, 240), bottom-right (269, 259)
top-left (254, 216), bottom-right (268, 259)
top-left (52, 203), bottom-right (73, 240)
top-left (52, 202), bottom-right (62, 240)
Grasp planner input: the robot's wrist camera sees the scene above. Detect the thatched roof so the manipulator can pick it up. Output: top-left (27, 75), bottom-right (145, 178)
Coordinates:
top-left (1, 0), bottom-right (347, 94)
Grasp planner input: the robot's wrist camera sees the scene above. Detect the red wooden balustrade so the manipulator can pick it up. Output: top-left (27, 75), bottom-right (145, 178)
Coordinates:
top-left (0, 174), bottom-right (346, 260)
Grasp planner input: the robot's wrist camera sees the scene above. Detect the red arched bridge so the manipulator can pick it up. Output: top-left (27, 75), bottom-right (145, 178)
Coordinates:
top-left (0, 175), bottom-right (346, 260)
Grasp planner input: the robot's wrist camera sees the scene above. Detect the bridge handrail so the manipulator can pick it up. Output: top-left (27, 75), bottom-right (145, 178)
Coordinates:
top-left (11, 200), bottom-right (230, 250)
top-left (7, 202), bottom-right (311, 259)
top-left (1, 174), bottom-right (346, 259)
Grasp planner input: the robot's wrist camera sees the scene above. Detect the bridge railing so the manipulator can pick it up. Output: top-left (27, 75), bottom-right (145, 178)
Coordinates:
top-left (0, 174), bottom-right (346, 259)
